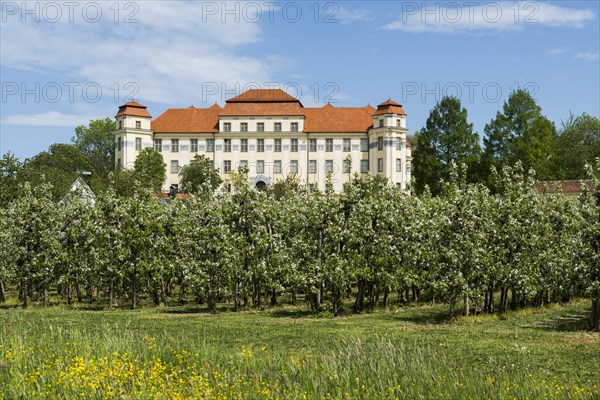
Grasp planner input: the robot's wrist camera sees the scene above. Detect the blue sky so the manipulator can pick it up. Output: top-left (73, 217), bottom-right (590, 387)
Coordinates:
top-left (1, 0), bottom-right (599, 159)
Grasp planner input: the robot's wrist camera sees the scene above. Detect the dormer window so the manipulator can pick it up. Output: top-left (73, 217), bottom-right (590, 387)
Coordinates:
top-left (379, 119), bottom-right (384, 128)
top-left (223, 122), bottom-right (231, 132)
top-left (136, 121), bottom-right (141, 129)
top-left (291, 122), bottom-right (298, 132)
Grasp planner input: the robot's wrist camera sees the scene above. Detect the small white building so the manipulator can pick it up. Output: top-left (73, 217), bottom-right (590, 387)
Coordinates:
top-left (114, 89), bottom-right (412, 193)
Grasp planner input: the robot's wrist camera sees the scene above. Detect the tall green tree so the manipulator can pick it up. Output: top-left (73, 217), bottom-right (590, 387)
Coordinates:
top-left (483, 90), bottom-right (556, 182)
top-left (133, 148), bottom-right (166, 192)
top-left (0, 152), bottom-right (24, 207)
top-left (553, 113), bottom-right (600, 180)
top-left (179, 154), bottom-right (222, 196)
top-left (412, 96), bottom-right (481, 195)
top-left (23, 144), bottom-right (93, 201)
top-left (71, 118), bottom-right (116, 181)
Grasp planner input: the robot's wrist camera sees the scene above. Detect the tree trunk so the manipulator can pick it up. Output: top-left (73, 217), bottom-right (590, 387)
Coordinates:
top-left (590, 296), bottom-right (600, 331)
top-left (44, 285), bottom-right (49, 307)
top-left (463, 293), bottom-right (469, 317)
top-left (131, 275), bottom-right (138, 310)
top-left (76, 284), bottom-right (82, 303)
top-left (449, 295), bottom-right (456, 319)
top-left (354, 281), bottom-right (364, 313)
top-left (109, 280), bottom-right (115, 309)
top-left (488, 289), bottom-right (495, 314)
top-left (270, 289), bottom-right (277, 306)
top-left (22, 282), bottom-right (29, 309)
top-left (0, 280), bottom-right (6, 303)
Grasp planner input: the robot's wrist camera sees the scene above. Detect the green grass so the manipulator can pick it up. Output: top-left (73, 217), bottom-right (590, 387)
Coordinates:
top-left (0, 300), bottom-right (599, 399)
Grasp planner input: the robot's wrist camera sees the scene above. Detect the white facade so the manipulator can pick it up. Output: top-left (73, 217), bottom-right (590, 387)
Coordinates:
top-left (115, 90), bottom-right (412, 193)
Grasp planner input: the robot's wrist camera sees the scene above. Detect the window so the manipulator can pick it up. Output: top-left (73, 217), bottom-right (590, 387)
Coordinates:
top-left (135, 137), bottom-right (142, 151)
top-left (396, 139), bottom-right (401, 151)
top-left (274, 160), bottom-right (282, 174)
top-left (309, 139), bottom-right (317, 152)
top-left (290, 160), bottom-right (299, 174)
top-left (378, 158), bottom-right (383, 172)
top-left (378, 137), bottom-right (383, 151)
top-left (274, 122), bottom-right (282, 132)
top-left (309, 160), bottom-right (317, 174)
top-left (117, 158), bottom-right (121, 168)
top-left (291, 122), bottom-right (298, 132)
top-left (274, 138), bottom-right (282, 152)
top-left (241, 138), bottom-right (248, 152)
top-left (135, 121), bottom-right (141, 129)
top-left (117, 137), bottom-right (122, 151)
top-left (343, 138), bottom-right (351, 152)
top-left (223, 122), bottom-right (231, 132)
top-left (360, 160), bottom-right (369, 173)
top-left (379, 119), bottom-right (384, 128)
top-left (257, 122), bottom-right (264, 132)
top-left (171, 139), bottom-right (179, 153)
top-left (396, 158), bottom-right (402, 172)
top-left (360, 138), bottom-right (369, 152)
top-left (224, 160), bottom-right (231, 173)
top-left (396, 119), bottom-right (401, 127)
top-left (170, 160), bottom-right (179, 174)
top-left (224, 139), bottom-right (231, 152)
top-left (239, 160), bottom-right (248, 170)
top-left (257, 139), bottom-right (264, 152)
top-left (191, 139), bottom-right (198, 153)
top-left (343, 159), bottom-right (351, 173)
top-left (240, 122), bottom-right (248, 132)
top-left (325, 160), bottom-right (334, 174)
top-left (154, 139), bottom-right (162, 152)
top-left (256, 160), bottom-right (264, 174)
top-left (325, 138), bottom-right (333, 152)
top-left (406, 165), bottom-right (411, 174)
top-left (308, 183), bottom-right (316, 194)
top-left (118, 120), bottom-right (122, 129)
top-left (206, 139), bottom-right (214, 152)
top-left (291, 139), bottom-right (298, 152)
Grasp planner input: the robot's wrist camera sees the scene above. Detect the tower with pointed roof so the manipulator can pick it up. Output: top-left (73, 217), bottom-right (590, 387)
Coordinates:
top-left (369, 99), bottom-right (411, 189)
top-left (114, 101), bottom-right (152, 169)
top-left (114, 89), bottom-right (412, 193)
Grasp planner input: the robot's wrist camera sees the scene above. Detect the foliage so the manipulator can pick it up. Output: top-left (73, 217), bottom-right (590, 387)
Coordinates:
top-left (412, 96), bottom-right (481, 194)
top-left (133, 148), bottom-right (166, 192)
top-left (71, 117), bottom-right (116, 181)
top-left (553, 113), bottom-right (600, 180)
top-left (483, 89), bottom-right (557, 182)
top-left (179, 154), bottom-right (222, 196)
top-left (0, 152), bottom-right (24, 207)
top-left (1, 164), bottom-right (599, 328)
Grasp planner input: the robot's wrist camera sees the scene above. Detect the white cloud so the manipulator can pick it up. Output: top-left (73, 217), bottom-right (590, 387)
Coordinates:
top-left (383, 2), bottom-right (595, 33)
top-left (336, 7), bottom-right (375, 23)
top-left (0, 1), bottom-right (271, 105)
top-left (1, 112), bottom-right (95, 127)
top-left (576, 52), bottom-right (600, 61)
top-left (547, 48), bottom-right (567, 55)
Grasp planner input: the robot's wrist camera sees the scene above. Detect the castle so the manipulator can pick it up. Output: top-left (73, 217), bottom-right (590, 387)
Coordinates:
top-left (114, 89), bottom-right (411, 193)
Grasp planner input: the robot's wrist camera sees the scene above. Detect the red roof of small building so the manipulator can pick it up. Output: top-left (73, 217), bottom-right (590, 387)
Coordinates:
top-left (115, 101), bottom-right (152, 118)
top-left (534, 180), bottom-right (595, 195)
top-left (303, 105), bottom-right (374, 133)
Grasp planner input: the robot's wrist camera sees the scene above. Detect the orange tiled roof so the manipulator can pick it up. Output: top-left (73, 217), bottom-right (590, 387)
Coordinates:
top-left (534, 180), bottom-right (594, 194)
top-left (219, 102), bottom-right (304, 116)
top-left (374, 98), bottom-right (406, 116)
top-left (303, 104), bottom-right (374, 133)
top-left (151, 107), bottom-right (220, 133)
top-left (227, 89), bottom-right (300, 103)
top-left (115, 100), bottom-right (152, 118)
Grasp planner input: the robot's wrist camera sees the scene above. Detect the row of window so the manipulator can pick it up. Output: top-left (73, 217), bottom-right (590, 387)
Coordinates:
top-left (147, 138), bottom-right (406, 153)
top-left (376, 118), bottom-right (403, 128)
top-left (222, 122), bottom-right (299, 132)
top-left (168, 159), bottom-right (408, 175)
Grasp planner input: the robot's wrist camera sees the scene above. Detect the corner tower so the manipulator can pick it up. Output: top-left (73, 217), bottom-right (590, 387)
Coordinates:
top-left (368, 99), bottom-right (411, 189)
top-left (115, 101), bottom-right (152, 169)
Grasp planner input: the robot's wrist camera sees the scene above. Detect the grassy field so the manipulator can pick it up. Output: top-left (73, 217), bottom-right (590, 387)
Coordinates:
top-left (1, 299), bottom-right (599, 399)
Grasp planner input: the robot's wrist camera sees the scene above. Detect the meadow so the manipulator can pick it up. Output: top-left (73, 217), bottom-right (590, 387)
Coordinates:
top-left (1, 299), bottom-right (599, 399)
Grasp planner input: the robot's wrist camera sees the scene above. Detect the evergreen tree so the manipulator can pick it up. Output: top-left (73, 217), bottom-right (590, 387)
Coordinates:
top-left (412, 96), bottom-right (481, 195)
